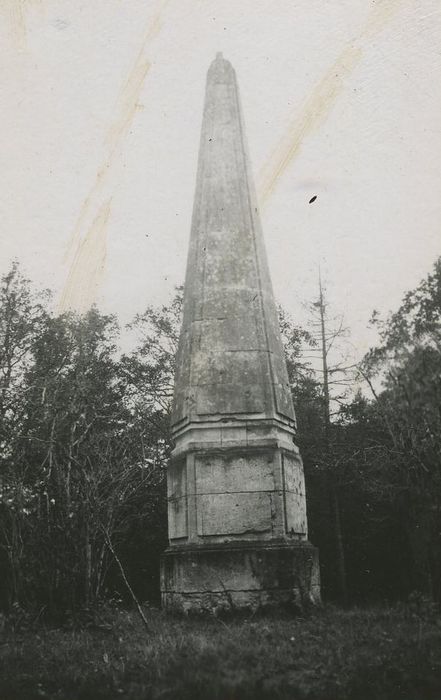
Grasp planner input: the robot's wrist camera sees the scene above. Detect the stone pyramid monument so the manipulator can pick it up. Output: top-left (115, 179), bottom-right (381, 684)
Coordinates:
top-left (160, 53), bottom-right (320, 612)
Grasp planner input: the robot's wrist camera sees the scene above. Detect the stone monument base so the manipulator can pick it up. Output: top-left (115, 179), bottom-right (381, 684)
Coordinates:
top-left (160, 540), bottom-right (320, 614)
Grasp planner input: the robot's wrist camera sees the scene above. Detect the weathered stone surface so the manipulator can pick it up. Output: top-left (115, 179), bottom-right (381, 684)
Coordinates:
top-left (168, 496), bottom-right (188, 540)
top-left (283, 454), bottom-right (306, 496)
top-left (167, 459), bottom-right (187, 499)
top-left (195, 454), bottom-right (275, 494)
top-left (198, 492), bottom-right (273, 537)
top-left (171, 52), bottom-right (295, 427)
top-left (160, 54), bottom-right (320, 612)
top-left (161, 542), bottom-right (320, 613)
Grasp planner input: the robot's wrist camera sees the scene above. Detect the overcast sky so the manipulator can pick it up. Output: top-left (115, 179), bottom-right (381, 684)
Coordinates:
top-left (1, 0), bottom-right (440, 359)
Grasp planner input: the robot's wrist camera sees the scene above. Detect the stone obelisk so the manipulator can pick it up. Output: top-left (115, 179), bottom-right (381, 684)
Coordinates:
top-left (160, 54), bottom-right (320, 612)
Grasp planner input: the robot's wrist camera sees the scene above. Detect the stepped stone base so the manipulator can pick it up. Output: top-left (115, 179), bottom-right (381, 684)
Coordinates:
top-left (160, 540), bottom-right (320, 614)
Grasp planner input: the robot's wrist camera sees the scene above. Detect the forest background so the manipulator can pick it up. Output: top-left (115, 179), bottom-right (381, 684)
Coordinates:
top-left (1, 254), bottom-right (440, 619)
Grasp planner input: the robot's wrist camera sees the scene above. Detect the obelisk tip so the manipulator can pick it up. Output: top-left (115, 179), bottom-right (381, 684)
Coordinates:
top-left (208, 52), bottom-right (234, 81)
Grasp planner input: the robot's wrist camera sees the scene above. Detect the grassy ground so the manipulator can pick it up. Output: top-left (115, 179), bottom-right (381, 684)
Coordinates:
top-left (1, 603), bottom-right (441, 700)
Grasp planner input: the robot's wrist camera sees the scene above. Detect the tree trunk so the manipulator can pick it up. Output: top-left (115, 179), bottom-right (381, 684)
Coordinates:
top-left (318, 273), bottom-right (348, 604)
top-left (331, 485), bottom-right (348, 604)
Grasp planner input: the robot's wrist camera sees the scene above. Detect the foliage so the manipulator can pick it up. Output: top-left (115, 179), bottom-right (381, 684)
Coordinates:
top-left (278, 259), bottom-right (441, 603)
top-left (1, 255), bottom-right (441, 614)
top-left (0, 264), bottom-right (179, 616)
top-left (122, 288), bottom-right (182, 417)
top-left (278, 306), bottom-right (323, 440)
top-left (354, 257), bottom-right (441, 599)
top-left (322, 257), bottom-right (441, 602)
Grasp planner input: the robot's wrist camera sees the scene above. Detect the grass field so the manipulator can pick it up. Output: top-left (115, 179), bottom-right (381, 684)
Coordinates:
top-left (1, 603), bottom-right (441, 699)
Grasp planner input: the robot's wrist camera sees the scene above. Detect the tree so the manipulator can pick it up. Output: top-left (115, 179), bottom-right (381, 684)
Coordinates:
top-left (0, 264), bottom-right (182, 616)
top-left (359, 257), bottom-right (441, 599)
top-left (0, 263), bottom-right (50, 608)
top-left (300, 274), bottom-right (357, 603)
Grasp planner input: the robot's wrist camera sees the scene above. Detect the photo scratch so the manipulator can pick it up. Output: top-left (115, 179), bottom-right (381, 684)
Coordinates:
top-left (4, 0), bottom-right (42, 47)
top-left (258, 45), bottom-right (362, 204)
top-left (59, 199), bottom-right (112, 314)
top-left (258, 0), bottom-right (407, 205)
top-left (60, 0), bottom-right (169, 312)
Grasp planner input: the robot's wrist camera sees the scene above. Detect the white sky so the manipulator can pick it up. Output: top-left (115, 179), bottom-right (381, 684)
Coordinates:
top-left (1, 0), bottom-right (440, 360)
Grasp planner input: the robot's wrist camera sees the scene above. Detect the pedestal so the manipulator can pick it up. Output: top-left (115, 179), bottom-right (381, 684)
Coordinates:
top-left (161, 540), bottom-right (320, 614)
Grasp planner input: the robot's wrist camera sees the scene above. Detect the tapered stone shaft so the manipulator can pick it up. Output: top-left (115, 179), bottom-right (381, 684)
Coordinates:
top-left (160, 54), bottom-right (320, 612)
